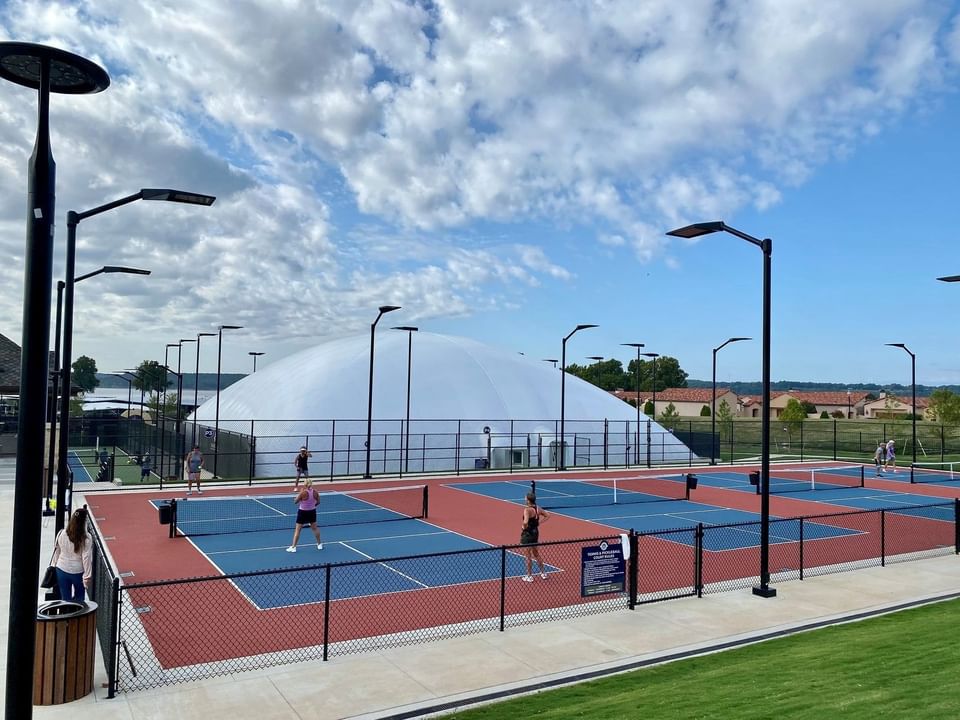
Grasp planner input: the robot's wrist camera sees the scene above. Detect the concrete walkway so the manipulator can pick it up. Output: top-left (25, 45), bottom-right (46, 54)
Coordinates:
top-left (0, 458), bottom-right (957, 718)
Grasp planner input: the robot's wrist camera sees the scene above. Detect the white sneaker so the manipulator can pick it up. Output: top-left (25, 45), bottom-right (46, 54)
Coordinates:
top-left (186, 490), bottom-right (193, 496)
top-left (521, 575), bottom-right (533, 582)
top-left (540, 572), bottom-right (547, 580)
top-left (197, 489), bottom-right (203, 494)
top-left (317, 543), bottom-right (323, 550)
top-left (286, 546), bottom-right (296, 553)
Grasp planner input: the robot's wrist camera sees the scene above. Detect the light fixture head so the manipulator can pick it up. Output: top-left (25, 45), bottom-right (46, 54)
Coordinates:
top-left (666, 221), bottom-right (725, 239)
top-left (140, 188), bottom-right (216, 205)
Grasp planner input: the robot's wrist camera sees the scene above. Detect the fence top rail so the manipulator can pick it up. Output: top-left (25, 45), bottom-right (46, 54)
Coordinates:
top-left (121, 533), bottom-right (627, 590)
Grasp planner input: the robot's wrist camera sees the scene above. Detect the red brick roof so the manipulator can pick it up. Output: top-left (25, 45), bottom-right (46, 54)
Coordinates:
top-left (611, 388), bottom-right (731, 403)
top-left (774, 391), bottom-right (870, 405)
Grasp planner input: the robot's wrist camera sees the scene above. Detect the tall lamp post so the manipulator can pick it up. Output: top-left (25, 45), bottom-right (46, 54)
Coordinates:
top-left (885, 343), bottom-right (916, 466)
top-left (248, 351), bottom-right (265, 372)
top-left (213, 325), bottom-right (243, 477)
top-left (191, 332), bottom-right (216, 445)
top-left (559, 324), bottom-right (597, 471)
top-left (391, 326), bottom-right (418, 473)
top-left (161, 342), bottom-right (181, 480)
top-left (174, 338), bottom-right (196, 471)
top-left (667, 221), bottom-right (775, 598)
top-left (847, 389), bottom-right (852, 419)
top-left (55, 188), bottom-right (214, 535)
top-left (54, 262), bottom-right (151, 535)
top-left (621, 343), bottom-right (644, 464)
top-left (586, 356), bottom-right (604, 388)
top-left (1, 41), bottom-right (109, 717)
top-left (712, 337), bottom-right (751, 465)
top-left (364, 305), bottom-right (401, 478)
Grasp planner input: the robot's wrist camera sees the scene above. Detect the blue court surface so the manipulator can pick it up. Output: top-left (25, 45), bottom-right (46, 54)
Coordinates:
top-left (446, 479), bottom-right (864, 552)
top-left (67, 450), bottom-right (94, 483)
top-left (155, 494), bottom-right (542, 609)
top-left (695, 468), bottom-right (955, 522)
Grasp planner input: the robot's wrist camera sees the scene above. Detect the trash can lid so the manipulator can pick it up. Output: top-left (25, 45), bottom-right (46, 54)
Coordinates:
top-left (37, 600), bottom-right (96, 619)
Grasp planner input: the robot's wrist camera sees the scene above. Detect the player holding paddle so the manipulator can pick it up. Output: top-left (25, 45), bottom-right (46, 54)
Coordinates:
top-left (520, 492), bottom-right (549, 581)
top-left (287, 478), bottom-right (323, 552)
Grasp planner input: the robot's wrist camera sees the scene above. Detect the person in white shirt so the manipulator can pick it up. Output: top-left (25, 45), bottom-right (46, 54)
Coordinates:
top-left (52, 506), bottom-right (93, 603)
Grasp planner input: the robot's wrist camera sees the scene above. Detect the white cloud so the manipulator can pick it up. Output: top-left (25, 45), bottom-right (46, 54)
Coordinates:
top-left (1, 0), bottom-right (958, 368)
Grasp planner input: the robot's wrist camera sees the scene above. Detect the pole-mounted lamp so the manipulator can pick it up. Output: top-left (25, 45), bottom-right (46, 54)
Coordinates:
top-left (712, 338), bottom-right (751, 465)
top-left (559, 324), bottom-right (597, 471)
top-left (621, 343), bottom-right (644, 465)
top-left (667, 220), bottom-right (774, 598)
top-left (364, 305), bottom-right (401, 478)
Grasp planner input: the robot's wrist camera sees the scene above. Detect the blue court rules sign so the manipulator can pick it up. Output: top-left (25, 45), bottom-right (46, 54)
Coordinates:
top-left (580, 539), bottom-right (626, 597)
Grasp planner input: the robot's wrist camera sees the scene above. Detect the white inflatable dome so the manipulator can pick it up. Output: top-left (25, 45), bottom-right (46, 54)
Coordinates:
top-left (190, 332), bottom-right (695, 477)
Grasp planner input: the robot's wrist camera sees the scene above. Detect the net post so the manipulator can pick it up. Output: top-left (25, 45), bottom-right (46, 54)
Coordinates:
top-left (421, 485), bottom-right (429, 518)
top-left (910, 464), bottom-right (916, 484)
top-left (859, 465), bottom-right (864, 488)
top-left (168, 498), bottom-right (177, 539)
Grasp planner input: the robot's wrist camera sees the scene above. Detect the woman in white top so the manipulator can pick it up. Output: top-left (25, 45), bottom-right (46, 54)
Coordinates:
top-left (52, 506), bottom-right (93, 602)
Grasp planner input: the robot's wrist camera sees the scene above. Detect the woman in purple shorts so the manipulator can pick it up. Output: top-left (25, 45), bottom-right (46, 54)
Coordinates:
top-left (287, 478), bottom-right (323, 552)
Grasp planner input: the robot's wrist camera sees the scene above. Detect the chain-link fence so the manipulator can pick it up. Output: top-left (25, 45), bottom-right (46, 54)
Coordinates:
top-left (87, 499), bottom-right (959, 693)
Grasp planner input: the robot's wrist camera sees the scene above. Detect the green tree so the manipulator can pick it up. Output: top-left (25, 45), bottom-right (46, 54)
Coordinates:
top-left (716, 398), bottom-right (733, 424)
top-left (643, 400), bottom-right (654, 415)
top-left (929, 389), bottom-right (960, 424)
top-left (71, 355), bottom-right (99, 393)
top-left (700, 405), bottom-right (711, 417)
top-left (132, 360), bottom-right (172, 394)
top-left (69, 395), bottom-right (85, 417)
top-left (820, 410), bottom-right (830, 419)
top-left (565, 359), bottom-right (626, 391)
top-left (658, 402), bottom-right (680, 429)
top-left (780, 398), bottom-right (807, 430)
top-left (626, 356), bottom-right (688, 392)
top-left (802, 401), bottom-right (817, 415)
top-left (147, 391), bottom-right (180, 418)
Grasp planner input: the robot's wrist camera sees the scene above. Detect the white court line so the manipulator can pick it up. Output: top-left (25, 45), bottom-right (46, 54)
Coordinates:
top-left (339, 542), bottom-right (430, 588)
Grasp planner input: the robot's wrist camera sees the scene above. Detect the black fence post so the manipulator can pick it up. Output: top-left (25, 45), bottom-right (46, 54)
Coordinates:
top-left (799, 517), bottom-right (805, 581)
top-left (108, 575), bottom-right (120, 698)
top-left (603, 419), bottom-right (608, 470)
top-left (628, 530), bottom-right (638, 610)
top-left (323, 564), bottom-right (331, 661)
top-left (455, 420), bottom-right (461, 476)
top-left (330, 419), bottom-right (336, 482)
top-left (499, 546), bottom-right (507, 630)
top-left (833, 419), bottom-right (837, 461)
top-left (881, 509), bottom-right (886, 567)
top-left (695, 524), bottom-right (704, 598)
top-left (954, 499), bottom-right (959, 554)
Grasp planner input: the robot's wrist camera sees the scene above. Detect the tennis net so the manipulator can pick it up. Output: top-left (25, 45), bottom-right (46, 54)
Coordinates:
top-left (530, 474), bottom-right (691, 509)
top-left (910, 461), bottom-right (960, 484)
top-left (171, 484), bottom-right (428, 537)
top-left (758, 465), bottom-right (865, 495)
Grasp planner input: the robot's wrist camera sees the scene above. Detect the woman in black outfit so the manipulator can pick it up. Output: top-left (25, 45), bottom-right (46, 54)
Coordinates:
top-left (520, 492), bottom-right (549, 581)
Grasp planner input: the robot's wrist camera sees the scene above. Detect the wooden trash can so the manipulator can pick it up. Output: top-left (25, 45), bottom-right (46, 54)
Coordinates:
top-left (33, 600), bottom-right (98, 705)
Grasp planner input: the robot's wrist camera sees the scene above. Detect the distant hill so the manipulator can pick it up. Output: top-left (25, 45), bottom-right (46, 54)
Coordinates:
top-left (685, 380), bottom-right (955, 397)
top-left (96, 373), bottom-right (247, 391)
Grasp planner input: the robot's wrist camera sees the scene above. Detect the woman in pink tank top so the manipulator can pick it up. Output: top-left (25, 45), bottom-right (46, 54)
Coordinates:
top-left (286, 478), bottom-right (323, 552)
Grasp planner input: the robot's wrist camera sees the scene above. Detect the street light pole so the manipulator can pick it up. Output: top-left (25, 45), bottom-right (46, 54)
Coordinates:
top-left (621, 343), bottom-right (644, 465)
top-left (885, 343), bottom-right (917, 466)
top-left (175, 338), bottom-right (196, 472)
top-left (559, 324), bottom-right (597, 471)
top-left (392, 326), bottom-right (418, 473)
top-left (191, 332), bottom-right (216, 446)
top-left (364, 305), bottom-right (401, 478)
top-left (667, 221), bottom-right (775, 598)
top-left (847, 389), bottom-right (852, 420)
top-left (0, 41), bottom-right (111, 718)
top-left (55, 265), bottom-right (150, 534)
top-left (248, 351), bottom-right (265, 373)
top-left (213, 325), bottom-right (243, 477)
top-left (712, 338), bottom-right (751, 465)
top-left (54, 189), bottom-right (213, 536)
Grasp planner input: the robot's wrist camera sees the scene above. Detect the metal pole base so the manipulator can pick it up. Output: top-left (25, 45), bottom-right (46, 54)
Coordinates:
top-left (752, 585), bottom-right (777, 598)
top-left (41, 509), bottom-right (55, 517)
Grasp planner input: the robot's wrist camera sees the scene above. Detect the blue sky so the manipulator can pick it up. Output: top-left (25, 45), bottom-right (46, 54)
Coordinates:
top-left (1, 1), bottom-right (959, 387)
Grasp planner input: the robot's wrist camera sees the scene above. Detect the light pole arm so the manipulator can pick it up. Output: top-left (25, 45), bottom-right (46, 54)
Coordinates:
top-left (72, 191), bottom-right (143, 223)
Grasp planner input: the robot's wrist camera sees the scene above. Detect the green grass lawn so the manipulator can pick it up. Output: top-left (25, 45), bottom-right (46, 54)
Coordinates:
top-left (444, 599), bottom-right (960, 720)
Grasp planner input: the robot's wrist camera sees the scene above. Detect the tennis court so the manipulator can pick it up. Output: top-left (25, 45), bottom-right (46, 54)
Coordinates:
top-left (150, 486), bottom-right (537, 609)
top-left (446, 477), bottom-right (864, 550)
top-left (905, 461), bottom-right (960, 487)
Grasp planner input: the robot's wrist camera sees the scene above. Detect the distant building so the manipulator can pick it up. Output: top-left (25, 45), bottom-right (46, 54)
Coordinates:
top-left (863, 393), bottom-right (931, 420)
top-left (770, 390), bottom-right (870, 419)
top-left (613, 387), bottom-right (741, 418)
